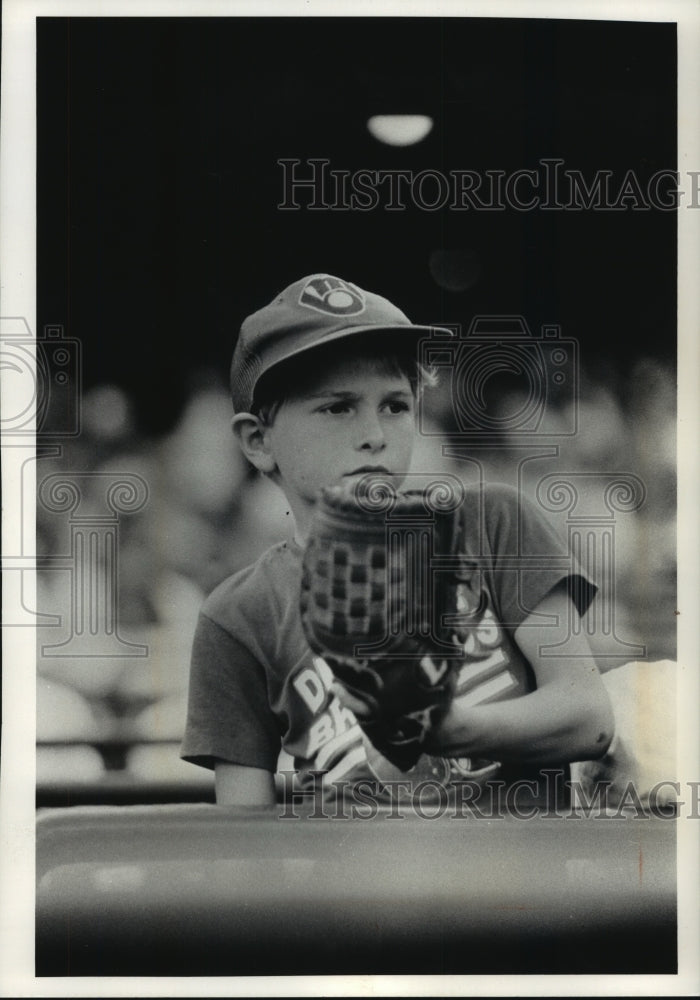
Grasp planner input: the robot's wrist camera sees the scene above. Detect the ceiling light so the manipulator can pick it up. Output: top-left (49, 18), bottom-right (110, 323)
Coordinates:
top-left (367, 115), bottom-right (434, 147)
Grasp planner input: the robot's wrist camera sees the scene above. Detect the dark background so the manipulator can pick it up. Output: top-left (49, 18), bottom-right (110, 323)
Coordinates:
top-left (37, 16), bottom-right (677, 434)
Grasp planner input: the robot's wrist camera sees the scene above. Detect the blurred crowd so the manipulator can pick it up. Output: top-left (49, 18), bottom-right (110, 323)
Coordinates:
top-left (35, 359), bottom-right (677, 796)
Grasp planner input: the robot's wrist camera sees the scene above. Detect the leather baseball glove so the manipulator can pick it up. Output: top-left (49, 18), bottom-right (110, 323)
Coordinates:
top-left (300, 479), bottom-right (466, 770)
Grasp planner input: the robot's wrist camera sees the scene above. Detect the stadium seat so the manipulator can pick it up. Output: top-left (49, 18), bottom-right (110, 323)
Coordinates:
top-left (36, 802), bottom-right (676, 976)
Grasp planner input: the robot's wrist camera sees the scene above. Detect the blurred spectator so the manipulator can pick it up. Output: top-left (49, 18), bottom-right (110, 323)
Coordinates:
top-left (571, 659), bottom-right (677, 807)
top-left (37, 677), bottom-right (106, 784)
top-left (82, 383), bottom-right (136, 444)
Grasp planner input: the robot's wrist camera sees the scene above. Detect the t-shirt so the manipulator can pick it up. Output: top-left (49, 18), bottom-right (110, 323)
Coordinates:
top-left (181, 484), bottom-right (596, 806)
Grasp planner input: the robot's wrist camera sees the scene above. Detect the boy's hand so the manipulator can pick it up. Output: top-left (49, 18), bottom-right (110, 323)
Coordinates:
top-left (300, 480), bottom-right (464, 770)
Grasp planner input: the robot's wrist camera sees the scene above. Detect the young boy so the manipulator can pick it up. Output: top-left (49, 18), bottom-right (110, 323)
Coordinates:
top-left (181, 274), bottom-right (613, 808)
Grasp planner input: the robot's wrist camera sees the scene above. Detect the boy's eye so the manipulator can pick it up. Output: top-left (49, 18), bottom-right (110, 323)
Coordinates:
top-left (383, 399), bottom-right (412, 414)
top-left (320, 401), bottom-right (353, 415)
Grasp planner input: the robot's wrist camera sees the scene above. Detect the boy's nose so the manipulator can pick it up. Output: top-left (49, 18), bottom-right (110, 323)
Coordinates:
top-left (356, 413), bottom-right (386, 452)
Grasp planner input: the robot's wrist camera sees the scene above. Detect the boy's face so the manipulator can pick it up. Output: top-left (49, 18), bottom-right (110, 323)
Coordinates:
top-left (264, 356), bottom-right (416, 533)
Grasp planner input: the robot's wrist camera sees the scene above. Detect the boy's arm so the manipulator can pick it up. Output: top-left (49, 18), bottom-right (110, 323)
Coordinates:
top-left (215, 761), bottom-right (276, 805)
top-left (430, 581), bottom-right (615, 765)
top-left (182, 613), bottom-right (282, 800)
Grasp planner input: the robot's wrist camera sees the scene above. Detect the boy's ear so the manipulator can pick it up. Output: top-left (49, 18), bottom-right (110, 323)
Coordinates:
top-left (231, 413), bottom-right (277, 474)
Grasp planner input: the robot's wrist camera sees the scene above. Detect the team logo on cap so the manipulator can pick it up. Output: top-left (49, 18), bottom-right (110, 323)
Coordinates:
top-left (299, 276), bottom-right (365, 316)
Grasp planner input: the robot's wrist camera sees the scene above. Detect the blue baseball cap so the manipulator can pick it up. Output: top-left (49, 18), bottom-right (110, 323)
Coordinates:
top-left (230, 274), bottom-right (452, 413)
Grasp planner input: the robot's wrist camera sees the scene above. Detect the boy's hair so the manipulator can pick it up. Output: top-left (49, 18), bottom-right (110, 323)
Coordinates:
top-left (251, 334), bottom-right (438, 427)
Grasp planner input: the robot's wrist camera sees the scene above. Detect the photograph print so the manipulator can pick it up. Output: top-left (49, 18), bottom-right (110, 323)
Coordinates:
top-left (1, 3), bottom-right (697, 994)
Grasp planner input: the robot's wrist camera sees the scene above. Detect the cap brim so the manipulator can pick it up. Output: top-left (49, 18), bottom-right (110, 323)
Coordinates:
top-left (232, 320), bottom-right (456, 412)
top-left (261, 321), bottom-right (454, 373)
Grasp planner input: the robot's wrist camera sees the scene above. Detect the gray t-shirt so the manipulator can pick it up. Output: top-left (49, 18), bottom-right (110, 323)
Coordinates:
top-left (181, 485), bottom-right (596, 804)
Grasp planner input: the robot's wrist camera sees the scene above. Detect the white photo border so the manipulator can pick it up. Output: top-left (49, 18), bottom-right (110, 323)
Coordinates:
top-left (1, 1), bottom-right (698, 996)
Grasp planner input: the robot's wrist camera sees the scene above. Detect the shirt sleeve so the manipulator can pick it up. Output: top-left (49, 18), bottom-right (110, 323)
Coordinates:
top-left (180, 611), bottom-right (281, 772)
top-left (480, 484), bottom-right (597, 632)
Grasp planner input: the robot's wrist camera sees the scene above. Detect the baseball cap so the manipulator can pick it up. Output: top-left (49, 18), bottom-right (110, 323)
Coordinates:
top-left (230, 274), bottom-right (452, 413)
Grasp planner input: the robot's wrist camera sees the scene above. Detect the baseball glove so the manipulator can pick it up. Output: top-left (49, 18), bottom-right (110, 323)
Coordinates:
top-left (300, 479), bottom-right (466, 770)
